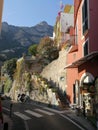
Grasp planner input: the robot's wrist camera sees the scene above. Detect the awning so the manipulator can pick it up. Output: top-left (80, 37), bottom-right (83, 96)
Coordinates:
top-left (65, 51), bottom-right (98, 68)
top-left (69, 45), bottom-right (78, 53)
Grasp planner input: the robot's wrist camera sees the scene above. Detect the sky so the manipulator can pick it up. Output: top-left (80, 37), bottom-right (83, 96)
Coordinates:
top-left (2, 0), bottom-right (73, 27)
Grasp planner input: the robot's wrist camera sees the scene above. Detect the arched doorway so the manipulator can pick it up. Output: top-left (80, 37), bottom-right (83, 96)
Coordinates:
top-left (80, 72), bottom-right (95, 116)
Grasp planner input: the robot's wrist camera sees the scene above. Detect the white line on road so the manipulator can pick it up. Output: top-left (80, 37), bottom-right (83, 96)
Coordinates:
top-left (25, 110), bottom-right (43, 118)
top-left (24, 120), bottom-right (29, 130)
top-left (14, 112), bottom-right (31, 120)
top-left (31, 102), bottom-right (68, 114)
top-left (60, 114), bottom-right (85, 130)
top-left (3, 107), bottom-right (10, 112)
top-left (35, 108), bottom-right (54, 116)
top-left (43, 107), bottom-right (65, 114)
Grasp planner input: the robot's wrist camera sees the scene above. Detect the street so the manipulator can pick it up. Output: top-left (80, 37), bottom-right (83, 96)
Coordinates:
top-left (2, 100), bottom-right (85, 130)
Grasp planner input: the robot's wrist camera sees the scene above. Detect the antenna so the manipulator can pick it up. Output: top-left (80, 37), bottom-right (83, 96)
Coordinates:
top-left (60, 0), bottom-right (64, 11)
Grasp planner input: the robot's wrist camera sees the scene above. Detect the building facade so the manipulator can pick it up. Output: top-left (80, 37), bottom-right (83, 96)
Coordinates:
top-left (54, 5), bottom-right (74, 48)
top-left (65, 0), bottom-right (98, 116)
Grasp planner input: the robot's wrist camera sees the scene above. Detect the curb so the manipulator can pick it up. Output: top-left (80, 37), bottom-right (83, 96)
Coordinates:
top-left (65, 112), bottom-right (96, 130)
top-left (3, 114), bottom-right (13, 130)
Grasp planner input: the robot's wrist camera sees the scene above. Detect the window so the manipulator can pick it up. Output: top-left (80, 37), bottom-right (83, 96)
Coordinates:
top-left (82, 0), bottom-right (88, 34)
top-left (84, 40), bottom-right (88, 56)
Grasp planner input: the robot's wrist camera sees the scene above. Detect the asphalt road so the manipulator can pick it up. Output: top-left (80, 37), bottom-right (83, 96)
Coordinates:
top-left (2, 100), bottom-right (84, 130)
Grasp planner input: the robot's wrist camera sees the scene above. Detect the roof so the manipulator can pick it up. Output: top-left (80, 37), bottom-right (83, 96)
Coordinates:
top-left (65, 51), bottom-right (98, 68)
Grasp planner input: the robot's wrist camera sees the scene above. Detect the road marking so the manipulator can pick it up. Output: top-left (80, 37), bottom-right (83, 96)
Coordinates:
top-left (35, 108), bottom-right (54, 116)
top-left (3, 107), bottom-right (10, 112)
top-left (24, 120), bottom-right (29, 130)
top-left (60, 114), bottom-right (85, 130)
top-left (43, 107), bottom-right (64, 114)
top-left (25, 110), bottom-right (43, 118)
top-left (14, 112), bottom-right (31, 120)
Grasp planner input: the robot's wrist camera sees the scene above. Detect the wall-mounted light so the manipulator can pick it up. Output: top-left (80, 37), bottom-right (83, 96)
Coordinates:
top-left (60, 76), bottom-right (65, 81)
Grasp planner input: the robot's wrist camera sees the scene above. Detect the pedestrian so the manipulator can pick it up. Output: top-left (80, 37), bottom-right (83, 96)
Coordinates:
top-left (9, 103), bottom-right (13, 118)
top-left (83, 101), bottom-right (86, 117)
top-left (17, 94), bottom-right (21, 102)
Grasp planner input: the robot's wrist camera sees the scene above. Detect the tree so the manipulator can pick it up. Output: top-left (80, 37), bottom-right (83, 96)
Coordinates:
top-left (1, 58), bottom-right (17, 79)
top-left (37, 36), bottom-right (59, 61)
top-left (4, 77), bottom-right (12, 92)
top-left (37, 36), bottom-right (53, 54)
top-left (28, 44), bottom-right (38, 56)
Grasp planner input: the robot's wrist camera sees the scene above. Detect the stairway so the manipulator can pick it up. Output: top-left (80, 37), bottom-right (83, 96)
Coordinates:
top-left (57, 89), bottom-right (69, 109)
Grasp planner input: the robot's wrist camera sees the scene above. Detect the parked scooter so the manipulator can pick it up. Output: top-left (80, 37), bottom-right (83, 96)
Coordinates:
top-left (17, 94), bottom-right (30, 103)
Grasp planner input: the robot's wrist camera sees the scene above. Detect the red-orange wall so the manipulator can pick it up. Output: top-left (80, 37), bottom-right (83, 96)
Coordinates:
top-left (66, 0), bottom-right (98, 104)
top-left (74, 0), bottom-right (82, 27)
top-left (66, 68), bottom-right (78, 103)
top-left (78, 59), bottom-right (98, 79)
top-left (89, 0), bottom-right (98, 52)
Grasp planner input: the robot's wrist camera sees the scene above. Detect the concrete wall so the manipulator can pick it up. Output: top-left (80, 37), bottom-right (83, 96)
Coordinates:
top-left (41, 50), bottom-right (68, 93)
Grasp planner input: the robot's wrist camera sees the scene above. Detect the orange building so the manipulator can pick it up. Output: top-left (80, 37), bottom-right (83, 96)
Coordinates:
top-left (65, 0), bottom-right (98, 116)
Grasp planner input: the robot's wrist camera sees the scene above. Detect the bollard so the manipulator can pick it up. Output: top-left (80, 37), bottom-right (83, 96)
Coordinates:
top-left (3, 122), bottom-right (8, 130)
top-left (9, 103), bottom-right (13, 118)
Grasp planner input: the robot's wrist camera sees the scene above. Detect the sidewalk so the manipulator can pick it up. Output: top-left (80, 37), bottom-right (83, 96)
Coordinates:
top-left (65, 109), bottom-right (96, 130)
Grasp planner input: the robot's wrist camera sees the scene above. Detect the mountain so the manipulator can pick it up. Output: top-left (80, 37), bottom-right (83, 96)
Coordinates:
top-left (0, 21), bottom-right (53, 61)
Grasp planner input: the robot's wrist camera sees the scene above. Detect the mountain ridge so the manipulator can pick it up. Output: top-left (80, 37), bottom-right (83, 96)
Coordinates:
top-left (0, 21), bottom-right (53, 60)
